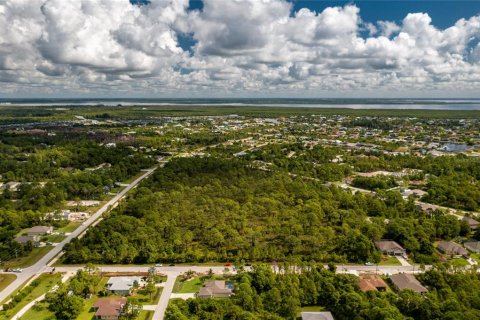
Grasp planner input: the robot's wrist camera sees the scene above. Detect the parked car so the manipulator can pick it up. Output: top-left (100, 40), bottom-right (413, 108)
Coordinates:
top-left (155, 263), bottom-right (163, 267)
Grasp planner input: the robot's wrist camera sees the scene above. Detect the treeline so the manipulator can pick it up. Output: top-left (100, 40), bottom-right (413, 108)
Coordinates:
top-left (63, 157), bottom-right (471, 265)
top-left (166, 264), bottom-right (480, 320)
top-left (0, 136), bottom-right (153, 182)
top-left (349, 153), bottom-right (480, 211)
top-left (249, 144), bottom-right (352, 182)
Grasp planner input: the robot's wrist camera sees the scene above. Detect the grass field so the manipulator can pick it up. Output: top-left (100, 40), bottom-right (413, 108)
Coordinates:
top-left (173, 276), bottom-right (204, 294)
top-left (378, 256), bottom-right (402, 266)
top-left (56, 222), bottom-right (81, 233)
top-left (45, 234), bottom-right (67, 243)
top-left (449, 258), bottom-right (470, 268)
top-left (3, 246), bottom-right (54, 269)
top-left (135, 287), bottom-right (163, 305)
top-left (0, 273), bottom-right (61, 320)
top-left (138, 310), bottom-right (154, 320)
top-left (19, 301), bottom-right (55, 320)
top-left (0, 274), bottom-right (16, 292)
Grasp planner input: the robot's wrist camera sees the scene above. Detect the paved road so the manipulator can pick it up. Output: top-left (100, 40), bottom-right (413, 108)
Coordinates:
top-left (0, 167), bottom-right (157, 303)
top-left (152, 271), bottom-right (180, 320)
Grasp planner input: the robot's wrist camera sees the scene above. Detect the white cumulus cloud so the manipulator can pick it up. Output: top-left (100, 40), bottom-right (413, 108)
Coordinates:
top-left (0, 0), bottom-right (479, 97)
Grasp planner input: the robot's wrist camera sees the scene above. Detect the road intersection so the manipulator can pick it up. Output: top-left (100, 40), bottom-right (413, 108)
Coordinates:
top-left (0, 166), bottom-right (157, 303)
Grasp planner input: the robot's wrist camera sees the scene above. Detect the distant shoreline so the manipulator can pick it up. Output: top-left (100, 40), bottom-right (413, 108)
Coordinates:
top-left (1, 98), bottom-right (480, 110)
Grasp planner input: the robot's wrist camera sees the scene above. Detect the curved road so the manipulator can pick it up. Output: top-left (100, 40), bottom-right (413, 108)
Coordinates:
top-left (0, 167), bottom-right (157, 303)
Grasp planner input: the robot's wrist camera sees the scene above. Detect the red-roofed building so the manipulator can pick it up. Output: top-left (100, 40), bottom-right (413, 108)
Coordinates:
top-left (93, 298), bottom-right (127, 320)
top-left (358, 274), bottom-right (388, 292)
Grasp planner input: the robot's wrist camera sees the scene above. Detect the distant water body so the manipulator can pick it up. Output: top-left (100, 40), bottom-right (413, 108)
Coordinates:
top-left (1, 98), bottom-right (480, 110)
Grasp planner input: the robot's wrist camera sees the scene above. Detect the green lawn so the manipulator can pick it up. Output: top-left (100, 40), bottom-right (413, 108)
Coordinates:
top-left (138, 310), bottom-right (154, 320)
top-left (378, 256), bottom-right (401, 266)
top-left (0, 274), bottom-right (16, 292)
top-left (44, 234), bottom-right (67, 243)
top-left (0, 273), bottom-right (61, 320)
top-left (471, 253), bottom-right (480, 264)
top-left (3, 246), bottom-right (54, 269)
top-left (76, 277), bottom-right (112, 320)
top-left (19, 301), bottom-right (55, 320)
top-left (173, 276), bottom-right (204, 294)
top-left (135, 287), bottom-right (163, 305)
top-left (56, 222), bottom-right (81, 233)
top-left (449, 258), bottom-right (470, 268)
top-left (173, 275), bottom-right (231, 294)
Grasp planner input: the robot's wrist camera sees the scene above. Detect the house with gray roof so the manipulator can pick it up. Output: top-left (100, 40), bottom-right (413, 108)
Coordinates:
top-left (197, 280), bottom-right (234, 298)
top-left (374, 240), bottom-right (407, 257)
top-left (464, 239), bottom-right (480, 253)
top-left (390, 273), bottom-right (428, 294)
top-left (14, 235), bottom-right (40, 247)
top-left (462, 216), bottom-right (479, 230)
top-left (301, 311), bottom-right (335, 320)
top-left (437, 241), bottom-right (468, 257)
top-left (27, 226), bottom-right (53, 236)
top-left (106, 277), bottom-right (142, 295)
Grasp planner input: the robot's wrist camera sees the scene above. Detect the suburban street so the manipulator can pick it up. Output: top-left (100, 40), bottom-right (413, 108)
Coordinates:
top-left (152, 271), bottom-right (180, 320)
top-left (0, 166), bottom-right (158, 303)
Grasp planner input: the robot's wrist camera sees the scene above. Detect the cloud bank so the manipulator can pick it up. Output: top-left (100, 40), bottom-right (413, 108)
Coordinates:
top-left (1, 0), bottom-right (480, 97)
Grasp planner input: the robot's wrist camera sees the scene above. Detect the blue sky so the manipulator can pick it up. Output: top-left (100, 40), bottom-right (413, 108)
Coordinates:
top-left (2, 0), bottom-right (480, 98)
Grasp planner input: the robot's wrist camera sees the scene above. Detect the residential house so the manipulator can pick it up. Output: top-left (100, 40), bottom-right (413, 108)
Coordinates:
top-left (400, 188), bottom-right (427, 199)
top-left (374, 240), bottom-right (407, 257)
top-left (14, 235), bottom-right (40, 247)
top-left (358, 274), bottom-right (388, 292)
top-left (106, 277), bottom-right (142, 295)
top-left (462, 216), bottom-right (479, 230)
top-left (61, 210), bottom-right (89, 221)
top-left (437, 241), bottom-right (469, 257)
top-left (416, 203), bottom-right (438, 213)
top-left (390, 273), bottom-right (428, 294)
top-left (197, 280), bottom-right (234, 298)
top-left (27, 226), bottom-right (53, 236)
top-left (301, 311), bottom-right (335, 320)
top-left (464, 240), bottom-right (480, 253)
top-left (93, 297), bottom-right (127, 320)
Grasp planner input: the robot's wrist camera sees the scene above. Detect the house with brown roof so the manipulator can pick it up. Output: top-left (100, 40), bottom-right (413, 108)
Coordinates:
top-left (390, 273), bottom-right (428, 294)
top-left (437, 241), bottom-right (468, 257)
top-left (358, 274), bottom-right (388, 292)
top-left (462, 216), bottom-right (479, 230)
top-left (197, 280), bottom-right (234, 298)
top-left (27, 226), bottom-right (53, 236)
top-left (93, 297), bottom-right (127, 320)
top-left (416, 203), bottom-right (438, 213)
top-left (374, 240), bottom-right (407, 257)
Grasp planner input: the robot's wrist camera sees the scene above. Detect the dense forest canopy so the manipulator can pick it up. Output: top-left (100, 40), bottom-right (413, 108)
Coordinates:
top-left (64, 157), bottom-right (469, 265)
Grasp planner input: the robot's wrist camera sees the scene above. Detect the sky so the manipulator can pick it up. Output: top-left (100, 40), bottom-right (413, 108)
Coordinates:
top-left (1, 0), bottom-right (480, 98)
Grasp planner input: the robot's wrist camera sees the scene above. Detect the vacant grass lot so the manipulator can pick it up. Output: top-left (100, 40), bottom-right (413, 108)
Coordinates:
top-left (3, 246), bottom-right (54, 269)
top-left (0, 273), bottom-right (61, 320)
top-left (378, 256), bottom-right (401, 266)
top-left (0, 274), bottom-right (16, 292)
top-left (19, 301), bottom-right (55, 320)
top-left (56, 222), bottom-right (81, 233)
